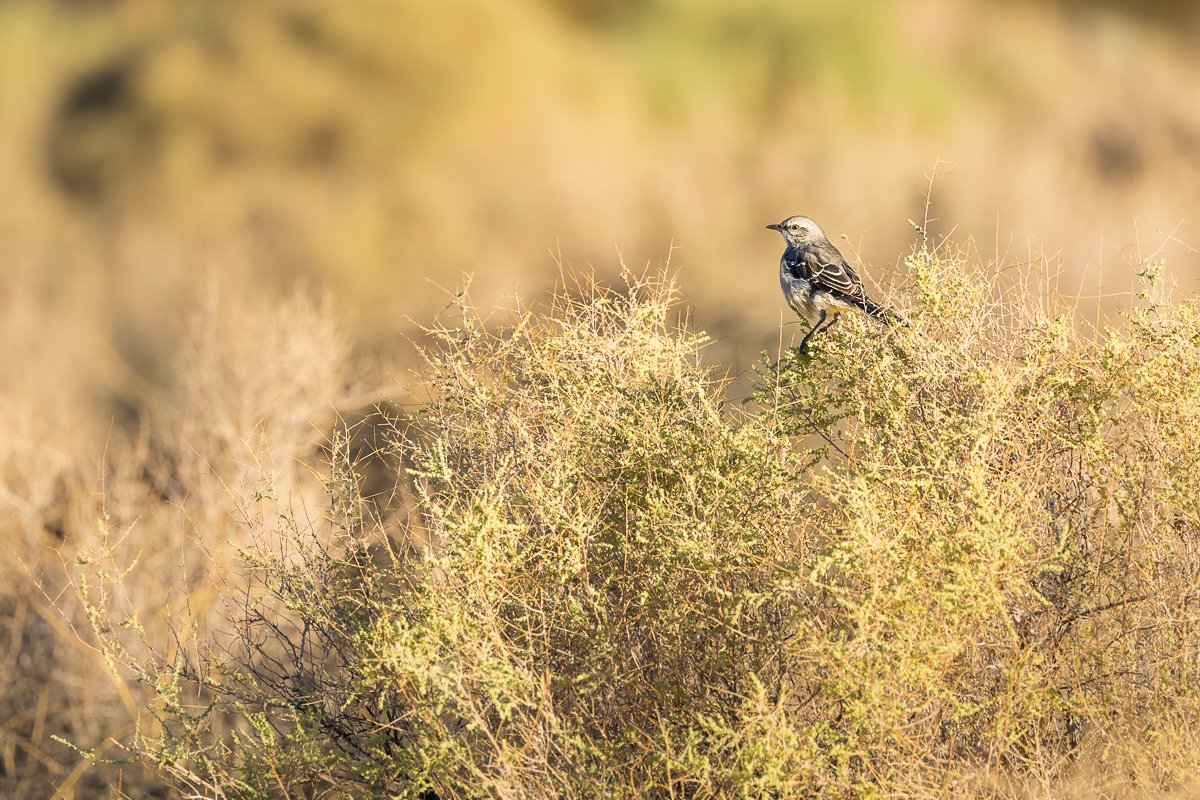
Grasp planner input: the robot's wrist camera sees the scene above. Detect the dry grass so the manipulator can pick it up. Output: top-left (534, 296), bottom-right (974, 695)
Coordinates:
top-left (1, 287), bottom-right (357, 798)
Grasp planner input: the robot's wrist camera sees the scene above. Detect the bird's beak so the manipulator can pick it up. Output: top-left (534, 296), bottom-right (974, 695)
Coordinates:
top-left (765, 223), bottom-right (782, 232)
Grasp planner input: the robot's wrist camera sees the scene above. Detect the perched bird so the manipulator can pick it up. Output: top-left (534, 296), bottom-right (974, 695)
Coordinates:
top-left (766, 215), bottom-right (902, 352)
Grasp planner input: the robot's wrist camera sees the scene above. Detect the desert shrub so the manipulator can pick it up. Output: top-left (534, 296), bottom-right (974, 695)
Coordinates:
top-left (359, 274), bottom-right (802, 797)
top-left (752, 243), bottom-right (1200, 795)
top-left (73, 254), bottom-right (1200, 798)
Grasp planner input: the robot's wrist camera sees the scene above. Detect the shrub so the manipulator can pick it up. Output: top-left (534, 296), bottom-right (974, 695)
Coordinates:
top-left (75, 252), bottom-right (1200, 798)
top-left (753, 243), bottom-right (1200, 796)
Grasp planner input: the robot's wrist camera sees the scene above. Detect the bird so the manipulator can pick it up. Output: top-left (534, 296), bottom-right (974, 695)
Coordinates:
top-left (766, 215), bottom-right (902, 352)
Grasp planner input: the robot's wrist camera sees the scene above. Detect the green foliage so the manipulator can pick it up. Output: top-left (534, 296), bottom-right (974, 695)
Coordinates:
top-left (74, 254), bottom-right (1200, 797)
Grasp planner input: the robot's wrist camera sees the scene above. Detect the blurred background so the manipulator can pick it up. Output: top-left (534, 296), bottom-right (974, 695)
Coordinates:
top-left (5, 0), bottom-right (1200, 419)
top-left (2, 0), bottom-right (1200, 794)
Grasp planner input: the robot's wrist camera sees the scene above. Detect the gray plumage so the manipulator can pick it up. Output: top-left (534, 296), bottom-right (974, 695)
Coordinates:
top-left (766, 215), bottom-right (900, 351)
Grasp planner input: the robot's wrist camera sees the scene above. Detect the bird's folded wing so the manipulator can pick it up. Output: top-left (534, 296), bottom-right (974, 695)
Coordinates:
top-left (801, 242), bottom-right (865, 298)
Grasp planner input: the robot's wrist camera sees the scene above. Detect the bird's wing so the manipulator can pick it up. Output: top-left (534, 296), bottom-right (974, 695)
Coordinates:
top-left (799, 241), bottom-right (865, 298)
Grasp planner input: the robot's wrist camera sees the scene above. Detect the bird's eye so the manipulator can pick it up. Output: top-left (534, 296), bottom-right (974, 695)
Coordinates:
top-left (789, 224), bottom-right (800, 231)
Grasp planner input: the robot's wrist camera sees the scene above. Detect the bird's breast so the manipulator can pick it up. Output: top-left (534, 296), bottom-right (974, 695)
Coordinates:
top-left (779, 266), bottom-right (817, 320)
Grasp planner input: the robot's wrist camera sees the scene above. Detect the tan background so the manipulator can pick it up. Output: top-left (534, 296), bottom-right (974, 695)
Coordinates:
top-left (5, 1), bottom-right (1200, 421)
top-left (2, 1), bottom-right (1200, 794)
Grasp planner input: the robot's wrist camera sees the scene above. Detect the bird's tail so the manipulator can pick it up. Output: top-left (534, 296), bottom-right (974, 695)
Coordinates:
top-left (860, 296), bottom-right (908, 327)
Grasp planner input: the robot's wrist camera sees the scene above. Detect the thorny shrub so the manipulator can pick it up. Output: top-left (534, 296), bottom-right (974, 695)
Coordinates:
top-left (74, 249), bottom-right (1200, 798)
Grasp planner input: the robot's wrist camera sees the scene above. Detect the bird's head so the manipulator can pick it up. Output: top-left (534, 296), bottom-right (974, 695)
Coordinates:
top-left (766, 215), bottom-right (826, 247)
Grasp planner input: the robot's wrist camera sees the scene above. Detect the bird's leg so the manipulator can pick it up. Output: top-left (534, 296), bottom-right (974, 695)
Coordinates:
top-left (818, 314), bottom-right (840, 335)
top-left (797, 309), bottom-right (827, 353)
